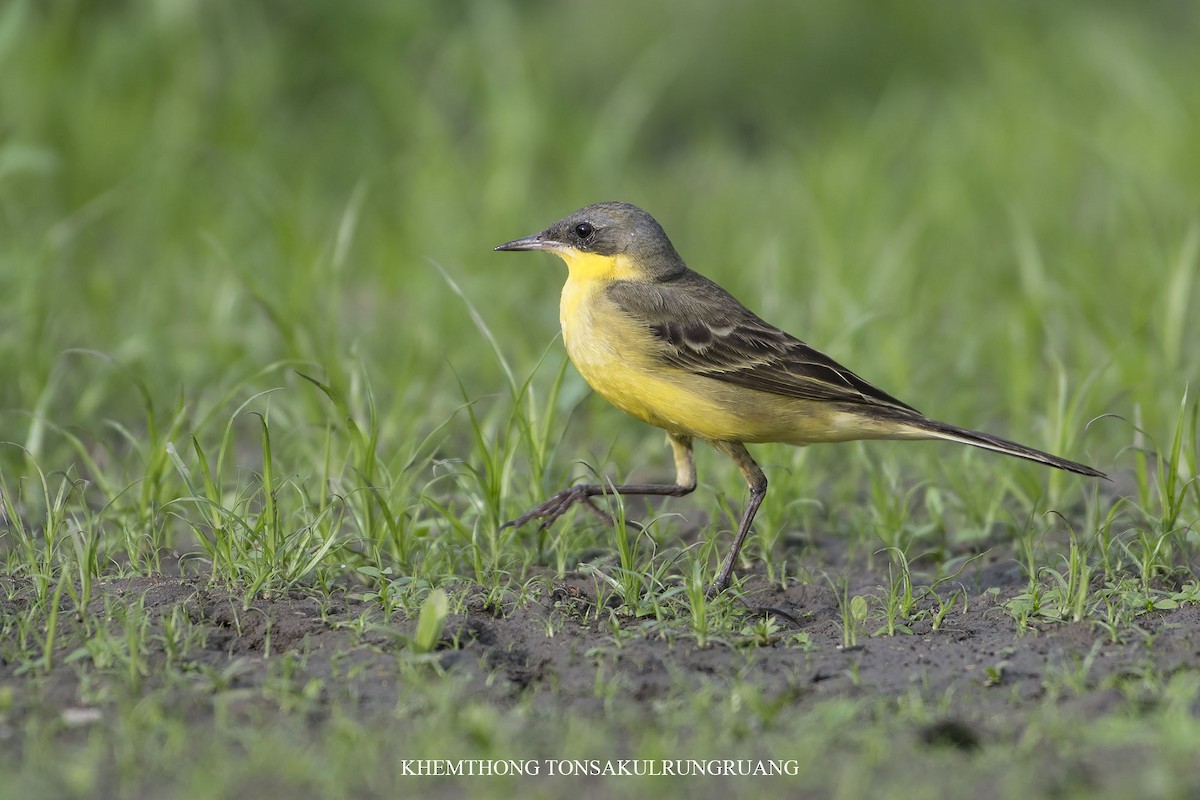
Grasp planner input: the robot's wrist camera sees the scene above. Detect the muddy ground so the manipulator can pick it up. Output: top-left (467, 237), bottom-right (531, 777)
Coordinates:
top-left (5, 554), bottom-right (1199, 747)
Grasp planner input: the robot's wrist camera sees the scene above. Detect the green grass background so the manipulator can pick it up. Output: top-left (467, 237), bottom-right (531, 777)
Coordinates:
top-left (2, 1), bottom-right (1200, 797)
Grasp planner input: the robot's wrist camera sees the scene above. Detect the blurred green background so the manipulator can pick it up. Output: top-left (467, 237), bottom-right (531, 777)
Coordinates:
top-left (1, 0), bottom-right (1198, 490)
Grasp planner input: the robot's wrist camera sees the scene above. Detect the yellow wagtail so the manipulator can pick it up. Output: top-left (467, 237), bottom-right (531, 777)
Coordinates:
top-left (495, 201), bottom-right (1106, 594)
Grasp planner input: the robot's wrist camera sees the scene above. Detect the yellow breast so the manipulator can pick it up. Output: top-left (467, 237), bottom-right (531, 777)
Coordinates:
top-left (557, 253), bottom-right (638, 399)
top-left (556, 252), bottom-right (758, 440)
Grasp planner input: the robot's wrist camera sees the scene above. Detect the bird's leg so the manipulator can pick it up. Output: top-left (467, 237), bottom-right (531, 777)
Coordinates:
top-left (503, 434), bottom-right (697, 531)
top-left (708, 441), bottom-right (768, 595)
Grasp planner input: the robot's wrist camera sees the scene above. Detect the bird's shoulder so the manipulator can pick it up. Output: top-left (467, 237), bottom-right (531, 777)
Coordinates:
top-left (605, 271), bottom-right (919, 413)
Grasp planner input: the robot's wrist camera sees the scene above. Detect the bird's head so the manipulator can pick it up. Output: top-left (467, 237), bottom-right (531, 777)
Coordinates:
top-left (495, 201), bottom-right (685, 280)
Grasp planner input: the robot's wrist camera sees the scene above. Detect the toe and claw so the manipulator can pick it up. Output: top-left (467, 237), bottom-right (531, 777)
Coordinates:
top-left (502, 484), bottom-right (650, 536)
top-left (500, 484), bottom-right (642, 532)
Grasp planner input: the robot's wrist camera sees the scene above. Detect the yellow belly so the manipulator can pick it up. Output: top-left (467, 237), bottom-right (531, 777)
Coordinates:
top-left (558, 274), bottom-right (918, 445)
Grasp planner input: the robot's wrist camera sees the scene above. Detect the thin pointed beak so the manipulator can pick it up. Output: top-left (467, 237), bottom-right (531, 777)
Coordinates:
top-left (493, 232), bottom-right (567, 252)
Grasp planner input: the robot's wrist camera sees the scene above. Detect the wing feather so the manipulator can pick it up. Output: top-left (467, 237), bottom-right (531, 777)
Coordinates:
top-left (607, 273), bottom-right (920, 413)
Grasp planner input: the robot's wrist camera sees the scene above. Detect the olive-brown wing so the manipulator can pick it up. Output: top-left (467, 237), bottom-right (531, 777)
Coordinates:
top-left (606, 273), bottom-right (920, 414)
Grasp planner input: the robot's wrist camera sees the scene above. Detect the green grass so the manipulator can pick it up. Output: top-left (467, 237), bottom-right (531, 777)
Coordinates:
top-left (2, 1), bottom-right (1200, 797)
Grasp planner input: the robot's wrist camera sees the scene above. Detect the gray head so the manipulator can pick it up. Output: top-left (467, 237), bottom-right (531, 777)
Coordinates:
top-left (495, 202), bottom-right (686, 277)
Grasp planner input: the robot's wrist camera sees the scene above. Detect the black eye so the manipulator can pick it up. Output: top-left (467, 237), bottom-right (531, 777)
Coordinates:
top-left (574, 222), bottom-right (595, 241)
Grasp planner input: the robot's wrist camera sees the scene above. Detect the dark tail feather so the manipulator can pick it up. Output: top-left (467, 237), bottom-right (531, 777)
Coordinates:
top-left (913, 417), bottom-right (1107, 479)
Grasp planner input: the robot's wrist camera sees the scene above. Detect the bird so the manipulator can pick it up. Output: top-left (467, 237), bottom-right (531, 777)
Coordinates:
top-left (494, 201), bottom-right (1106, 594)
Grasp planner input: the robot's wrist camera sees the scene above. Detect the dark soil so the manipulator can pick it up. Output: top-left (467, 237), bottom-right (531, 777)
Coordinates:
top-left (5, 561), bottom-right (1198, 738)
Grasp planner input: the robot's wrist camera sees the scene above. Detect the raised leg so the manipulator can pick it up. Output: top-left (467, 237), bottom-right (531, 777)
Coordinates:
top-left (708, 440), bottom-right (768, 595)
top-left (503, 434), bottom-right (697, 531)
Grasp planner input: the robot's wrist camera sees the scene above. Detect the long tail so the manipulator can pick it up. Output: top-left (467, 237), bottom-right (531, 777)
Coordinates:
top-left (910, 416), bottom-right (1107, 479)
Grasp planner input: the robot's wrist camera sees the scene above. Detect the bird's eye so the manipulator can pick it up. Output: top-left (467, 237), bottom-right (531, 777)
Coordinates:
top-left (574, 222), bottom-right (595, 241)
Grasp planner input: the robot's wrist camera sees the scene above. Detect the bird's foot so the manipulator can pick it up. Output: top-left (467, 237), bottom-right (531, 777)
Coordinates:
top-left (704, 567), bottom-right (736, 599)
top-left (502, 485), bottom-right (644, 531)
